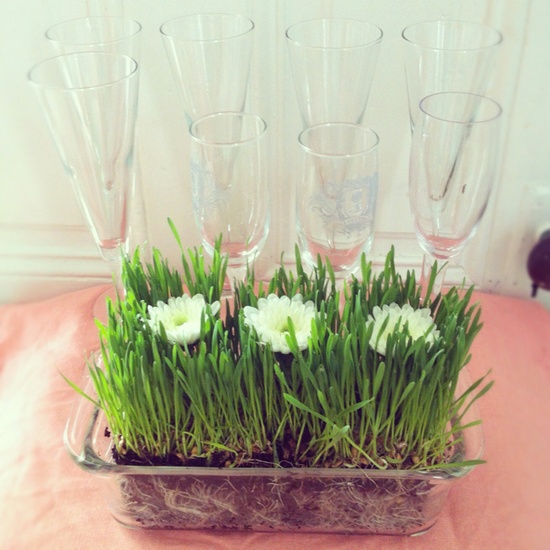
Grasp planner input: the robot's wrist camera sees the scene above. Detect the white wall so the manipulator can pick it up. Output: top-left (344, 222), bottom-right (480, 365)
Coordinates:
top-left (1, 0), bottom-right (549, 309)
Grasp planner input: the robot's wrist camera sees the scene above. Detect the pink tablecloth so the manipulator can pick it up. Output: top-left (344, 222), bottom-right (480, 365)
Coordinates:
top-left (1, 285), bottom-right (549, 549)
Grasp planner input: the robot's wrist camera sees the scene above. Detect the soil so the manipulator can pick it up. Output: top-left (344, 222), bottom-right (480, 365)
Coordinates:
top-left (109, 428), bottom-right (450, 470)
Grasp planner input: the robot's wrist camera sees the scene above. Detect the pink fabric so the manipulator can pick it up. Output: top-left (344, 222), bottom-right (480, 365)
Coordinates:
top-left (1, 285), bottom-right (549, 549)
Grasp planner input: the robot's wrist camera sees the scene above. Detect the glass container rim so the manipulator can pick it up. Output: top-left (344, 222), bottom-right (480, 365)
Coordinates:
top-left (45, 15), bottom-right (143, 46)
top-left (298, 123), bottom-right (380, 159)
top-left (285, 17), bottom-right (383, 51)
top-left (28, 52), bottom-right (139, 91)
top-left (419, 92), bottom-right (502, 125)
top-left (64, 406), bottom-right (482, 481)
top-left (401, 19), bottom-right (503, 52)
top-left (189, 111), bottom-right (267, 147)
top-left (160, 13), bottom-right (255, 43)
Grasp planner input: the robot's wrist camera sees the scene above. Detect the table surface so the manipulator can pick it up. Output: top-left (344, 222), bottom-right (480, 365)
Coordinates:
top-left (1, 285), bottom-right (549, 550)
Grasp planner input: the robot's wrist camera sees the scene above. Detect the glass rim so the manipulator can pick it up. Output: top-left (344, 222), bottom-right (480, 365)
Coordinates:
top-left (298, 123), bottom-right (380, 158)
top-left (160, 13), bottom-right (255, 42)
top-left (45, 16), bottom-right (142, 46)
top-left (419, 92), bottom-right (502, 124)
top-left (401, 19), bottom-right (503, 52)
top-left (28, 52), bottom-right (139, 91)
top-left (285, 18), bottom-right (383, 50)
top-left (189, 111), bottom-right (267, 146)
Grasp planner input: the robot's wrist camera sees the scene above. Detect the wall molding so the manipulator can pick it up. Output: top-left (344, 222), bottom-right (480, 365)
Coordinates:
top-left (0, 223), bottom-right (111, 304)
top-left (0, 223), bottom-right (470, 305)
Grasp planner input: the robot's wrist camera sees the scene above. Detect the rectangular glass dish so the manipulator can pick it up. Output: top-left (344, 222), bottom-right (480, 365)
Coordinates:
top-left (64, 371), bottom-right (483, 536)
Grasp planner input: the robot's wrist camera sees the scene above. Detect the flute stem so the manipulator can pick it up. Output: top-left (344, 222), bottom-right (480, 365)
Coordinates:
top-left (420, 252), bottom-right (448, 303)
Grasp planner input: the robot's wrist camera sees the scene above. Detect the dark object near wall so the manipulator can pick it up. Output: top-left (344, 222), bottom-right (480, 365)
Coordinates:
top-left (528, 230), bottom-right (550, 297)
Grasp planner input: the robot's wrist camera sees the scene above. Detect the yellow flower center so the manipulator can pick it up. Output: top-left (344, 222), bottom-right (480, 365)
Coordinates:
top-left (172, 312), bottom-right (188, 327)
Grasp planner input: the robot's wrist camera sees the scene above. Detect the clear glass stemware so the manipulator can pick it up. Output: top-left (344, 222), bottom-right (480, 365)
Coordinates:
top-left (28, 52), bottom-right (140, 295)
top-left (189, 112), bottom-right (270, 292)
top-left (46, 15), bottom-right (142, 58)
top-left (44, 16), bottom-right (150, 269)
top-left (402, 19), bottom-right (502, 132)
top-left (409, 92), bottom-right (502, 297)
top-left (286, 18), bottom-right (383, 127)
top-left (297, 122), bottom-right (379, 281)
top-left (160, 13), bottom-right (255, 127)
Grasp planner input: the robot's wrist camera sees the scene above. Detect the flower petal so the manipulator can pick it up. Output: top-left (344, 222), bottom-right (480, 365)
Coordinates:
top-left (366, 303), bottom-right (439, 356)
top-left (147, 293), bottom-right (219, 346)
top-left (243, 294), bottom-right (317, 354)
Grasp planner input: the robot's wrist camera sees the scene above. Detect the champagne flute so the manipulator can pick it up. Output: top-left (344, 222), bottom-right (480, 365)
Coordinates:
top-left (402, 19), bottom-right (502, 132)
top-left (297, 122), bottom-right (379, 281)
top-left (286, 18), bottom-right (382, 127)
top-left (46, 16), bottom-right (142, 58)
top-left (409, 92), bottom-right (502, 298)
top-left (28, 52), bottom-right (140, 298)
top-left (189, 112), bottom-right (270, 292)
top-left (161, 14), bottom-right (256, 292)
top-left (45, 16), bottom-right (150, 268)
top-left (161, 13), bottom-right (255, 126)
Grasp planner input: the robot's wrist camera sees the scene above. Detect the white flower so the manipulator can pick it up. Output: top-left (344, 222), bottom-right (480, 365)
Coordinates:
top-left (366, 303), bottom-right (439, 356)
top-left (243, 294), bottom-right (316, 354)
top-left (147, 294), bottom-right (220, 346)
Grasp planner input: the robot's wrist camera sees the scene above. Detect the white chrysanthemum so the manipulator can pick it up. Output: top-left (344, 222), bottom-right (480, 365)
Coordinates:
top-left (243, 294), bottom-right (316, 354)
top-left (366, 303), bottom-right (439, 356)
top-left (147, 294), bottom-right (220, 345)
